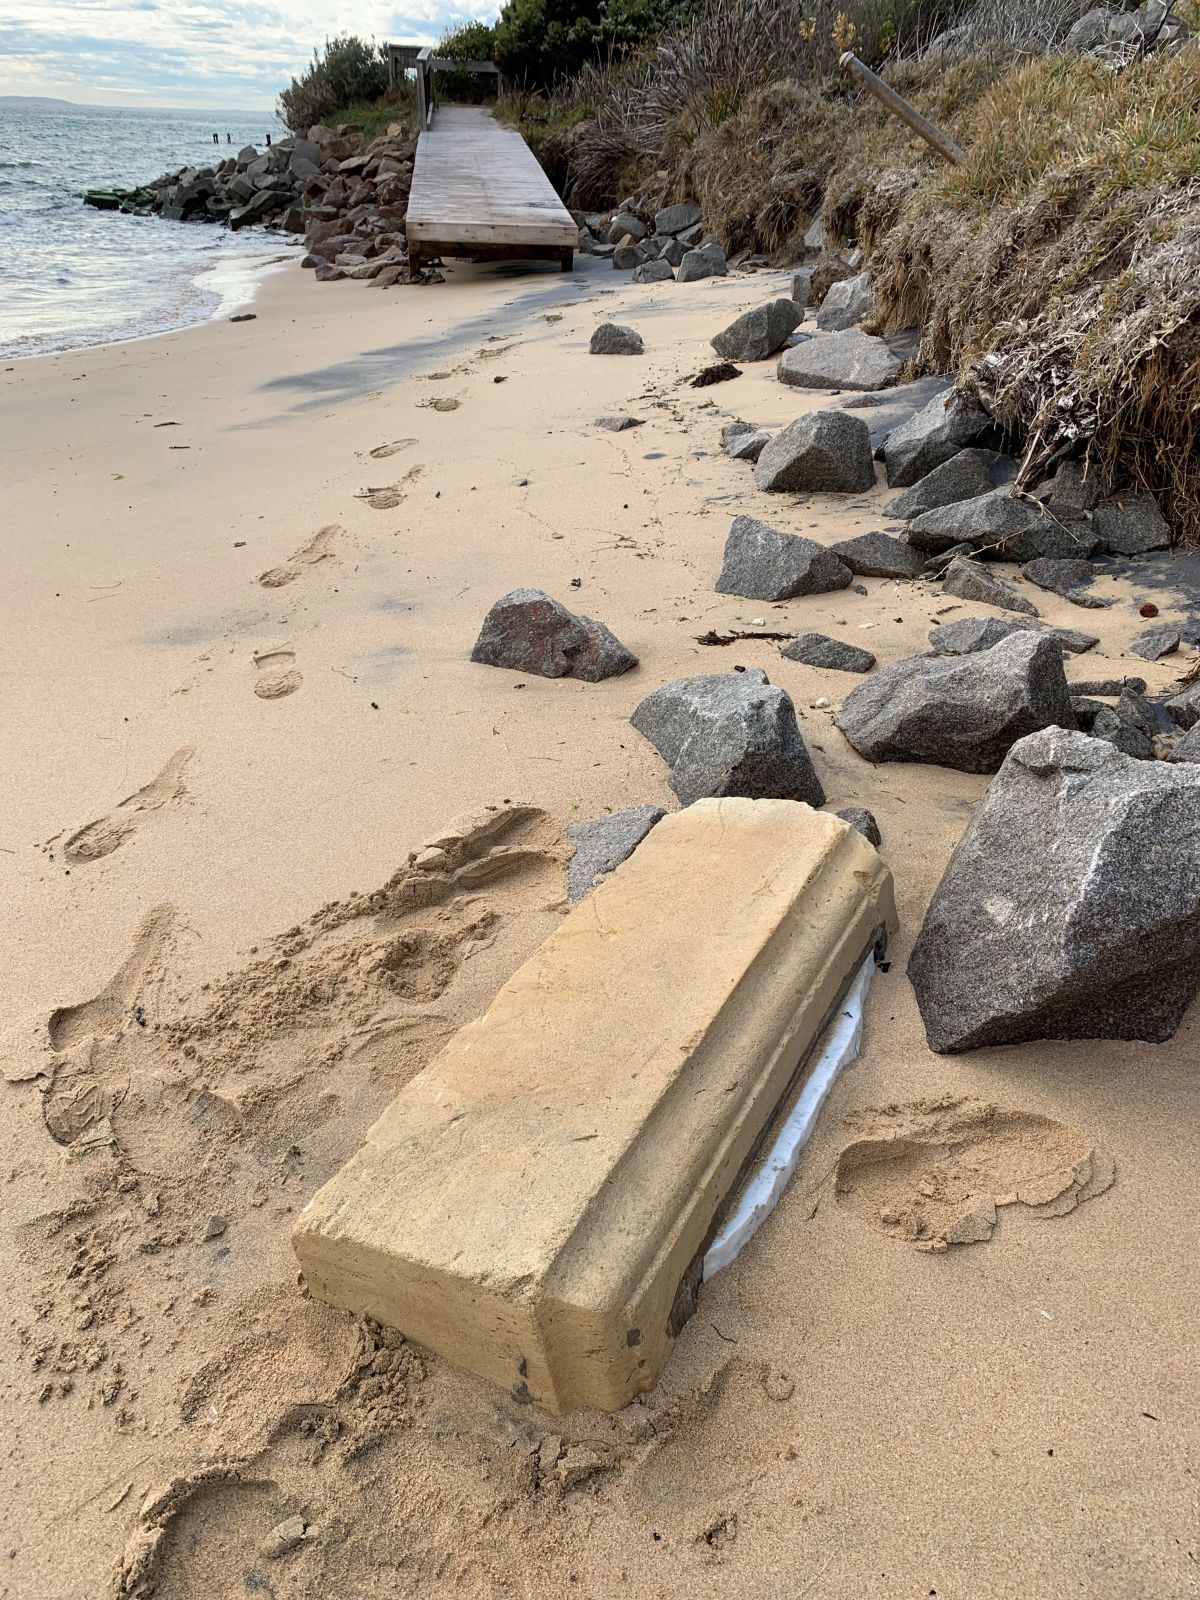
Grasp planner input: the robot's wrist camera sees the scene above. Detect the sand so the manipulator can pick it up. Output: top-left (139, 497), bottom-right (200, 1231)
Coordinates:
top-left (2, 255), bottom-right (1198, 1600)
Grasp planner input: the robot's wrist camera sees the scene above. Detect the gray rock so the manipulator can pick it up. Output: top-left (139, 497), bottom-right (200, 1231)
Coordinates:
top-left (1094, 493), bottom-right (1171, 555)
top-left (777, 329), bottom-right (902, 393)
top-left (590, 323), bottom-right (644, 355)
top-left (711, 299), bottom-right (803, 363)
top-left (654, 201), bottom-right (702, 236)
top-left (1168, 723), bottom-right (1200, 762)
top-left (942, 557), bottom-right (1039, 617)
top-left (659, 237), bottom-right (688, 267)
top-left (1094, 694), bottom-right (1158, 755)
top-left (700, 240), bottom-right (728, 275)
top-left (816, 271), bottom-right (873, 331)
top-left (1069, 676), bottom-right (1148, 697)
top-left (1022, 557), bottom-right (1110, 608)
top-left (881, 392), bottom-right (992, 487)
top-left (608, 210), bottom-right (647, 243)
top-left (721, 420), bottom-right (754, 448)
top-left (471, 588), bottom-right (637, 682)
top-left (928, 616), bottom-right (1098, 656)
top-left (566, 805), bottom-right (666, 901)
top-left (677, 249), bottom-right (715, 283)
top-left (859, 377), bottom-right (954, 451)
top-left (928, 617), bottom-right (1039, 656)
top-left (288, 137), bottom-right (320, 171)
top-left (1046, 625), bottom-right (1101, 655)
top-left (677, 223), bottom-right (704, 248)
top-left (716, 515), bottom-right (853, 601)
top-left (886, 448), bottom-right (1017, 519)
top-left (907, 488), bottom-right (1038, 555)
top-left (835, 806), bottom-right (881, 846)
top-left (1044, 458), bottom-right (1105, 514)
top-left (612, 243), bottom-right (641, 271)
top-left (754, 410), bottom-right (875, 494)
top-left (1165, 683), bottom-right (1200, 729)
top-left (791, 267), bottom-right (815, 307)
top-left (1129, 624), bottom-right (1181, 661)
top-left (727, 429), bottom-right (771, 462)
top-left (908, 726), bottom-right (1200, 1051)
top-left (633, 258), bottom-right (674, 284)
top-left (829, 531), bottom-right (923, 580)
top-left (836, 632), bottom-right (1073, 773)
top-left (922, 541), bottom-right (975, 577)
top-left (1065, 5), bottom-right (1120, 50)
top-left (1069, 695), bottom-right (1107, 733)
top-left (1115, 686), bottom-right (1171, 740)
top-left (595, 414), bottom-right (643, 432)
top-left (803, 218), bottom-right (826, 253)
top-left (781, 633), bottom-right (875, 673)
top-left (1017, 518), bottom-right (1102, 562)
top-left (631, 667), bottom-right (825, 807)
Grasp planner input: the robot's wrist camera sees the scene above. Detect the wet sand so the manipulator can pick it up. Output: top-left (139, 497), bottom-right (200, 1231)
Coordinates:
top-left (2, 256), bottom-right (1198, 1600)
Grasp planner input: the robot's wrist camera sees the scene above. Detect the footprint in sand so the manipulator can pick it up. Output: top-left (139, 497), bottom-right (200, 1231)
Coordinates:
top-left (833, 1096), bottom-right (1115, 1251)
top-left (40, 903), bottom-right (176, 1148)
top-left (369, 437), bottom-right (417, 460)
top-left (62, 747), bottom-right (193, 865)
top-left (355, 463), bottom-right (424, 510)
top-left (258, 524), bottom-right (339, 589)
top-left (253, 646), bottom-right (302, 700)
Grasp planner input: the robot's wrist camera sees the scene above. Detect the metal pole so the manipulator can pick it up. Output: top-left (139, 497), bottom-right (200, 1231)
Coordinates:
top-left (838, 51), bottom-right (965, 165)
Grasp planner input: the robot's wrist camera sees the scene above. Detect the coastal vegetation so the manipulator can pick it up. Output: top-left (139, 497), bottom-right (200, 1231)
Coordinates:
top-left (279, 35), bottom-right (396, 134)
top-left (198, 1), bottom-right (1200, 537)
top-left (492, 0), bottom-right (1200, 537)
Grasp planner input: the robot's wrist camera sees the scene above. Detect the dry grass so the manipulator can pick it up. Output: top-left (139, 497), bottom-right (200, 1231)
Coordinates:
top-left (867, 48), bottom-right (1200, 536)
top-left (499, 6), bottom-right (1200, 539)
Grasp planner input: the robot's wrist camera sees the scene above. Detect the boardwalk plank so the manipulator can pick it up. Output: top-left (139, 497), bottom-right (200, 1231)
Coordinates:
top-left (406, 107), bottom-right (577, 266)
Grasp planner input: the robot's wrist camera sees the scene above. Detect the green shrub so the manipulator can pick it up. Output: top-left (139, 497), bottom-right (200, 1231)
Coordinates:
top-left (493, 0), bottom-right (701, 89)
top-left (437, 20), bottom-right (500, 102)
top-left (279, 35), bottom-right (391, 133)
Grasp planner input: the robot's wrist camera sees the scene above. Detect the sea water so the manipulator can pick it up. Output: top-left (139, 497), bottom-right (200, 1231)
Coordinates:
top-left (0, 102), bottom-right (299, 359)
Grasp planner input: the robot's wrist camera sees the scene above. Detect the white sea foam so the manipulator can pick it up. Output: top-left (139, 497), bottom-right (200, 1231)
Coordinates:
top-left (0, 101), bottom-right (296, 360)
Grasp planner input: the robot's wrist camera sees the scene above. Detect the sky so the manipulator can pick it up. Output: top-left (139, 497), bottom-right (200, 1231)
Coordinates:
top-left (0, 0), bottom-right (498, 111)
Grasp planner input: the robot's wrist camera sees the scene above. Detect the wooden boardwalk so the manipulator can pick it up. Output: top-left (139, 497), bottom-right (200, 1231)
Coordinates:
top-left (405, 107), bottom-right (577, 275)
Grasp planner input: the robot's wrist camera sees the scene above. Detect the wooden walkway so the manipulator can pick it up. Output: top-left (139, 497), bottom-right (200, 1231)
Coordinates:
top-left (405, 107), bottom-right (577, 275)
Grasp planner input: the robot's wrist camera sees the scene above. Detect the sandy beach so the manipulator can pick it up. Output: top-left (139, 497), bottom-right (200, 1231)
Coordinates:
top-left (2, 256), bottom-right (1198, 1600)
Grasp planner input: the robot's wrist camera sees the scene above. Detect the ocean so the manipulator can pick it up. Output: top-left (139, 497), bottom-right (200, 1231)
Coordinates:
top-left (0, 102), bottom-right (299, 359)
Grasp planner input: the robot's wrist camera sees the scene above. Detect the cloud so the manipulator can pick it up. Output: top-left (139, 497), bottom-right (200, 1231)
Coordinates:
top-left (0, 0), bottom-right (501, 108)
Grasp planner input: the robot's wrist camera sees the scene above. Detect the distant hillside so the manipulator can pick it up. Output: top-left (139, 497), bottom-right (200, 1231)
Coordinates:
top-left (0, 95), bottom-right (78, 107)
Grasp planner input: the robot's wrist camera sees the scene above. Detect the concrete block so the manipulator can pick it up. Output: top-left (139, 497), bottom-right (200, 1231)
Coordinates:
top-left (293, 798), bottom-right (896, 1413)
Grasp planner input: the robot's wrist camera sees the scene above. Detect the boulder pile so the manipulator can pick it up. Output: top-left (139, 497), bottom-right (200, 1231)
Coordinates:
top-left (85, 121), bottom-right (418, 287)
top-left (578, 196), bottom-right (729, 283)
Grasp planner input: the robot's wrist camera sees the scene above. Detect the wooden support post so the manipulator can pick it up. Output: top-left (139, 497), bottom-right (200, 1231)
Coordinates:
top-left (838, 51), bottom-right (965, 165)
top-left (416, 46), bottom-right (433, 131)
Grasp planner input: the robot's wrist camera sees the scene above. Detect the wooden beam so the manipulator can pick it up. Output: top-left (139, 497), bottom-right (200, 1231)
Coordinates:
top-left (429, 57), bottom-right (502, 74)
top-left (838, 51), bottom-right (965, 165)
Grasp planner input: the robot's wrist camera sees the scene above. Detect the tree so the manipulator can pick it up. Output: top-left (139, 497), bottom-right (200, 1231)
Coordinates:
top-left (437, 20), bottom-right (500, 102)
top-left (492, 0), bottom-right (700, 88)
top-left (278, 35), bottom-right (390, 132)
